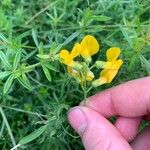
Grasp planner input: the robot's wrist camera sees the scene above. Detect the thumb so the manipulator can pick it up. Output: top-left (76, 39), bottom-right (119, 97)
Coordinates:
top-left (68, 106), bottom-right (132, 150)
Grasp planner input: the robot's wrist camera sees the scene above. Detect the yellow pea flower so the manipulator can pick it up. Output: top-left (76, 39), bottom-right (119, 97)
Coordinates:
top-left (59, 43), bottom-right (81, 66)
top-left (80, 35), bottom-right (100, 58)
top-left (92, 47), bottom-right (123, 86)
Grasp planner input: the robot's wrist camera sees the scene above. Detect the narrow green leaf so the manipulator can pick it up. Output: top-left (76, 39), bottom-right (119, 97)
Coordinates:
top-left (139, 54), bottom-right (150, 74)
top-left (38, 42), bottom-right (44, 54)
top-left (119, 26), bottom-right (133, 48)
top-left (0, 51), bottom-right (12, 69)
top-left (18, 125), bottom-right (46, 145)
top-left (92, 15), bottom-right (111, 21)
top-left (42, 66), bottom-right (51, 82)
top-left (63, 31), bottom-right (80, 46)
top-left (32, 29), bottom-right (39, 47)
top-left (0, 71), bottom-right (11, 79)
top-left (0, 33), bottom-right (9, 43)
top-left (44, 63), bottom-right (59, 72)
top-left (3, 75), bottom-right (14, 94)
top-left (49, 42), bottom-right (58, 54)
top-left (23, 49), bottom-right (37, 61)
top-left (36, 54), bottom-right (49, 59)
top-left (17, 74), bottom-right (32, 91)
top-left (13, 49), bottom-right (22, 69)
top-left (128, 54), bottom-right (137, 71)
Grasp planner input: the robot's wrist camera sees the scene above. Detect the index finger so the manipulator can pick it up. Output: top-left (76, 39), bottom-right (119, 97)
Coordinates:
top-left (81, 77), bottom-right (150, 118)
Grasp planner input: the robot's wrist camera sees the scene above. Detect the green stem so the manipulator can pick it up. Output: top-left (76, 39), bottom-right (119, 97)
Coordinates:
top-left (83, 86), bottom-right (87, 100)
top-left (1, 105), bottom-right (46, 118)
top-left (0, 107), bottom-right (17, 148)
top-left (86, 86), bottom-right (93, 94)
top-left (21, 45), bottom-right (37, 49)
top-left (89, 64), bottom-right (96, 70)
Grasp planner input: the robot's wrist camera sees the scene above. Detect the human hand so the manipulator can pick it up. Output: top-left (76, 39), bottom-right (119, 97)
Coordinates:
top-left (68, 77), bottom-right (150, 150)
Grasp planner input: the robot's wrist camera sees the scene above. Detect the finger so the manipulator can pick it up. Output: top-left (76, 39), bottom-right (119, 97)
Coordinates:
top-left (68, 106), bottom-right (132, 150)
top-left (131, 127), bottom-right (150, 150)
top-left (115, 117), bottom-right (142, 141)
top-left (81, 77), bottom-right (150, 117)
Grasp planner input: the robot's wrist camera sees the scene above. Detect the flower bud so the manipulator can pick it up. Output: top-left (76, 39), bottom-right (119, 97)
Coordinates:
top-left (84, 57), bottom-right (92, 64)
top-left (86, 71), bottom-right (94, 81)
top-left (95, 61), bottom-right (106, 68)
top-left (72, 62), bottom-right (83, 71)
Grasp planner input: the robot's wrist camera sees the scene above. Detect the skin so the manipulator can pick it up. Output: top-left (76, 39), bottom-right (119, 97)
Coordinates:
top-left (68, 77), bottom-right (150, 150)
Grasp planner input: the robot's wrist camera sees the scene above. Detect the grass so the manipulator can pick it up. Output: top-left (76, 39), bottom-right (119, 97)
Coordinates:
top-left (0, 0), bottom-right (150, 149)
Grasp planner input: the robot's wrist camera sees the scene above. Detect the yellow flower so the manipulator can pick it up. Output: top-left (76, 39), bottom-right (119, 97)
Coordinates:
top-left (92, 47), bottom-right (123, 86)
top-left (80, 35), bottom-right (100, 58)
top-left (59, 43), bottom-right (81, 66)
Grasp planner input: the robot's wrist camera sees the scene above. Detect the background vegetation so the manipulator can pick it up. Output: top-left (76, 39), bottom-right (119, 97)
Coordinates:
top-left (0, 0), bottom-right (150, 149)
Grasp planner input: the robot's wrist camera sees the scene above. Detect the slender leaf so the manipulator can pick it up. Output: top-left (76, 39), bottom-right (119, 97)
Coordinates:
top-left (63, 31), bottom-right (80, 46)
top-left (42, 66), bottom-right (51, 82)
top-left (38, 42), bottom-right (44, 54)
top-left (13, 49), bottom-right (22, 69)
top-left (0, 51), bottom-right (12, 69)
top-left (0, 33), bottom-right (9, 43)
top-left (3, 74), bottom-right (14, 94)
top-left (18, 125), bottom-right (46, 145)
top-left (92, 15), bottom-right (111, 21)
top-left (17, 74), bottom-right (33, 91)
top-left (23, 49), bottom-right (37, 61)
top-left (139, 54), bottom-right (150, 74)
top-left (44, 63), bottom-right (59, 72)
top-left (128, 54), bottom-right (137, 71)
top-left (0, 71), bottom-right (11, 79)
top-left (32, 29), bottom-right (39, 47)
top-left (120, 26), bottom-right (133, 48)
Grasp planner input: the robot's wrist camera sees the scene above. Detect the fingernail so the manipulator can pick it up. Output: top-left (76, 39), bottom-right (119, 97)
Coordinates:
top-left (68, 107), bottom-right (87, 135)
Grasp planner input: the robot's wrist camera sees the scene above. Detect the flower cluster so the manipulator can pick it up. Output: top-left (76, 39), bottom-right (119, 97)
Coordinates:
top-left (59, 35), bottom-right (123, 87)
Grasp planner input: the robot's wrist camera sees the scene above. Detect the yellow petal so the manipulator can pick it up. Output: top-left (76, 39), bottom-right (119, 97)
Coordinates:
top-left (103, 59), bottom-right (123, 70)
top-left (59, 49), bottom-right (72, 65)
top-left (71, 43), bottom-right (81, 58)
top-left (59, 49), bottom-right (69, 60)
top-left (100, 69), bottom-right (118, 83)
top-left (106, 47), bottom-right (121, 61)
top-left (113, 59), bottom-right (123, 69)
top-left (80, 35), bottom-right (100, 57)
